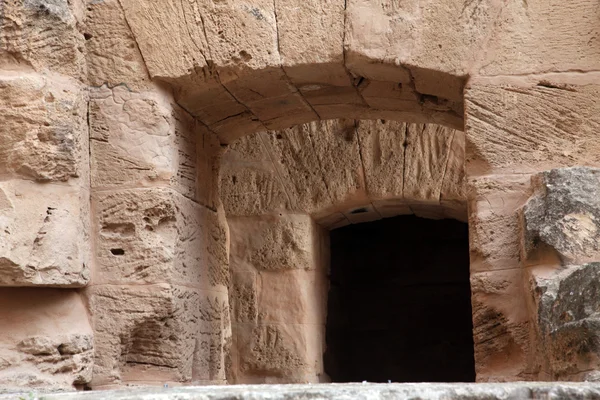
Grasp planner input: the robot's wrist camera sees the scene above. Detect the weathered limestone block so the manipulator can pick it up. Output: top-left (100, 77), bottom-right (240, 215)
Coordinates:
top-left (228, 214), bottom-right (318, 273)
top-left (85, 0), bottom-right (151, 89)
top-left (441, 131), bottom-right (467, 221)
top-left (0, 71), bottom-right (88, 183)
top-left (0, 180), bottom-right (89, 287)
top-left (0, 289), bottom-right (93, 391)
top-left (404, 124), bottom-right (455, 205)
top-left (470, 269), bottom-right (531, 381)
top-left (261, 127), bottom-right (332, 214)
top-left (231, 323), bottom-right (325, 384)
top-left (481, 0), bottom-right (600, 76)
top-left (0, 0), bottom-right (85, 78)
top-left (465, 78), bottom-right (600, 176)
top-left (93, 188), bottom-right (226, 289)
top-left (90, 85), bottom-right (220, 207)
top-left (532, 263), bottom-right (600, 380)
top-left (344, 0), bottom-right (500, 100)
top-left (220, 133), bottom-right (290, 217)
top-left (357, 120), bottom-right (406, 199)
top-left (87, 284), bottom-right (230, 387)
top-left (468, 175), bottom-right (532, 272)
top-left (522, 168), bottom-right (600, 265)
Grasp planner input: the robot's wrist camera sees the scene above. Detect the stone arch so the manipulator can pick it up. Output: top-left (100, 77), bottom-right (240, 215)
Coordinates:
top-left (221, 119), bottom-right (469, 383)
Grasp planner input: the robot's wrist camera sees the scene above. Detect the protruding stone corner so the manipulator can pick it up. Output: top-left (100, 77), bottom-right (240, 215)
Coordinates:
top-left (532, 262), bottom-right (600, 380)
top-left (520, 167), bottom-right (600, 265)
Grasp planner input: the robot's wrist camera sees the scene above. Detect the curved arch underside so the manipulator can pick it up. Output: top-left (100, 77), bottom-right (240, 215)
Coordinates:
top-left (220, 119), bottom-right (466, 226)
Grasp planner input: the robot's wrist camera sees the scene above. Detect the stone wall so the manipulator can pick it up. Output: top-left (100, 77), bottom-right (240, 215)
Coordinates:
top-left (1, 0), bottom-right (600, 392)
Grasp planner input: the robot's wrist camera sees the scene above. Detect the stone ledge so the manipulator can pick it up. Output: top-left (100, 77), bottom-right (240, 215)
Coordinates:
top-left (5, 383), bottom-right (600, 399)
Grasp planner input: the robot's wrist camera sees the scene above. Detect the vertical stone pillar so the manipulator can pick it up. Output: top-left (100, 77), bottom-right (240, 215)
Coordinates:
top-left (227, 213), bottom-right (329, 383)
top-left (0, 0), bottom-right (93, 391)
top-left (465, 76), bottom-right (600, 381)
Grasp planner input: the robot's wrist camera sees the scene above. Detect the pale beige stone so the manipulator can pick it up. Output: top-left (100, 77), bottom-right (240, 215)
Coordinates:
top-left (93, 188), bottom-right (223, 290)
top-left (481, 0), bottom-right (600, 76)
top-left (465, 78), bottom-right (600, 176)
top-left (0, 0), bottom-right (85, 78)
top-left (85, 0), bottom-right (150, 89)
top-left (90, 85), bottom-right (219, 206)
top-left (0, 71), bottom-right (88, 183)
top-left (404, 124), bottom-right (455, 204)
top-left (0, 180), bottom-right (89, 287)
top-left (228, 214), bottom-right (317, 272)
top-left (87, 284), bottom-right (230, 387)
top-left (468, 175), bottom-right (533, 272)
top-left (0, 289), bottom-right (93, 391)
top-left (470, 269), bottom-right (531, 382)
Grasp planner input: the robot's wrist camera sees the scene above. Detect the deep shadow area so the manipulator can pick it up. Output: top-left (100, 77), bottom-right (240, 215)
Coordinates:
top-left (324, 215), bottom-right (475, 383)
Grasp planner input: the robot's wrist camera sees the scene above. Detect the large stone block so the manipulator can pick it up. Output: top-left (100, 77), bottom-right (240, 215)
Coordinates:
top-left (532, 263), bottom-right (600, 380)
top-left (0, 180), bottom-right (89, 287)
top-left (523, 168), bottom-right (600, 265)
top-left (228, 214), bottom-right (318, 272)
top-left (0, 0), bottom-right (85, 78)
top-left (85, 0), bottom-right (151, 89)
top-left (468, 174), bottom-right (533, 272)
top-left (0, 71), bottom-right (88, 183)
top-left (87, 284), bottom-right (230, 387)
top-left (0, 289), bottom-right (93, 391)
top-left (93, 188), bottom-right (226, 289)
top-left (465, 78), bottom-right (600, 176)
top-left (470, 269), bottom-right (531, 381)
top-left (481, 0), bottom-right (600, 76)
top-left (90, 85), bottom-right (220, 207)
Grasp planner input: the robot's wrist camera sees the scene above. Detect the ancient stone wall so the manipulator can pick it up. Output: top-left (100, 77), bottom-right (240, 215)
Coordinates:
top-left (1, 0), bottom-right (600, 392)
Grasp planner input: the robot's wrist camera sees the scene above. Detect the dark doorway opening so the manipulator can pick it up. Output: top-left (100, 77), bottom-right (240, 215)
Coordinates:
top-left (324, 215), bottom-right (475, 383)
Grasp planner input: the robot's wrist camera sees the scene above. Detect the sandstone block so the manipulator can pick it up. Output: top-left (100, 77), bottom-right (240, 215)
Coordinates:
top-left (532, 263), bottom-right (600, 381)
top-left (231, 323), bottom-right (324, 384)
top-left (87, 284), bottom-right (230, 387)
top-left (470, 269), bottom-right (531, 381)
top-left (468, 174), bottom-right (533, 272)
top-left (0, 71), bottom-right (88, 183)
top-left (84, 0), bottom-right (150, 89)
top-left (522, 168), bottom-right (600, 265)
top-left (465, 78), bottom-right (600, 176)
top-left (229, 214), bottom-right (318, 272)
top-left (0, 180), bottom-right (89, 287)
top-left (481, 0), bottom-right (600, 76)
top-left (0, 0), bottom-right (85, 78)
top-left (93, 187), bottom-right (225, 289)
top-left (0, 289), bottom-right (93, 391)
top-left (90, 85), bottom-right (219, 207)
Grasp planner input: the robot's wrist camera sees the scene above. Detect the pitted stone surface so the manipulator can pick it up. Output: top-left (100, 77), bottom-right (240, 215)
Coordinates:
top-left (5, 383), bottom-right (600, 399)
top-left (523, 167), bottom-right (600, 264)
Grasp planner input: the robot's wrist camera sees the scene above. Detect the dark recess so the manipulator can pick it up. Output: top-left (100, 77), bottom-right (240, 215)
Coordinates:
top-left (324, 215), bottom-right (475, 383)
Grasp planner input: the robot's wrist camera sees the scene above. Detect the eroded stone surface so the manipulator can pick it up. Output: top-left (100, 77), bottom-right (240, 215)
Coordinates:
top-left (0, 71), bottom-right (88, 183)
top-left (533, 263), bottom-right (600, 381)
top-left (0, 289), bottom-right (93, 392)
top-left (523, 168), bottom-right (600, 265)
top-left (87, 284), bottom-right (230, 388)
top-left (0, 180), bottom-right (89, 287)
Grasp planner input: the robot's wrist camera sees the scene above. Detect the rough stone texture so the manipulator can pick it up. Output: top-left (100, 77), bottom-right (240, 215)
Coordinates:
top-left (0, 0), bottom-right (85, 79)
top-left (7, 382), bottom-right (600, 399)
top-left (532, 263), bottom-right (600, 381)
top-left (0, 71), bottom-right (88, 183)
top-left (90, 85), bottom-right (220, 208)
top-left (523, 168), bottom-right (600, 265)
top-left (220, 120), bottom-right (467, 225)
top-left (0, 180), bottom-right (89, 287)
top-left (228, 214), bottom-right (328, 383)
top-left (87, 284), bottom-right (230, 388)
top-left (0, 289), bottom-right (93, 392)
top-left (466, 76), bottom-right (600, 176)
top-left (470, 269), bottom-right (531, 382)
